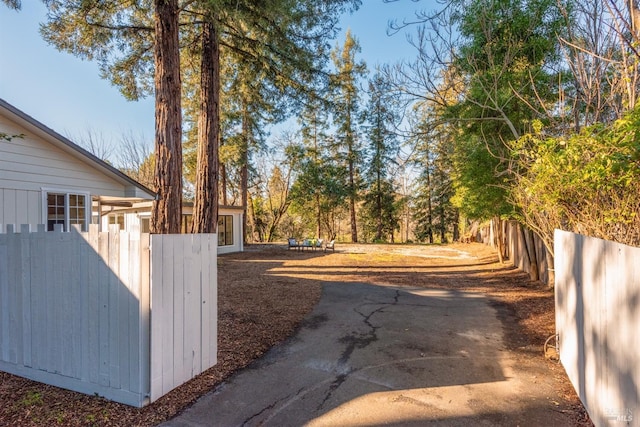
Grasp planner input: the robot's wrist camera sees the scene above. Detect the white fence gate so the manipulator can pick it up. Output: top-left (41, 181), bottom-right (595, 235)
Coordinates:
top-left (555, 230), bottom-right (639, 426)
top-left (0, 224), bottom-right (217, 407)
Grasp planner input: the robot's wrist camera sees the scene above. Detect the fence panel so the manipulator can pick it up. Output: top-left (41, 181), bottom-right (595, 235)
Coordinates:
top-left (149, 233), bottom-right (217, 402)
top-left (0, 225), bottom-right (150, 407)
top-left (555, 229), bottom-right (639, 426)
top-left (0, 226), bottom-right (218, 407)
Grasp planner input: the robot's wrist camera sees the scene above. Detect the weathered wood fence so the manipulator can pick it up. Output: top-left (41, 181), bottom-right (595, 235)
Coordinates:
top-left (478, 219), bottom-right (553, 286)
top-left (555, 230), bottom-right (639, 426)
top-left (0, 224), bottom-right (217, 407)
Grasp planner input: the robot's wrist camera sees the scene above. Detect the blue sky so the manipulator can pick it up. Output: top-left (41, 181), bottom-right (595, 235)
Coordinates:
top-left (0, 1), bottom-right (435, 155)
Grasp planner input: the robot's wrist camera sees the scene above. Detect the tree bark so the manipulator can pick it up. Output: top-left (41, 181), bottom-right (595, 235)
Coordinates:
top-left (220, 143), bottom-right (227, 206)
top-left (151, 0), bottom-right (182, 234)
top-left (452, 210), bottom-right (460, 242)
top-left (241, 104), bottom-right (249, 244)
top-left (493, 217), bottom-right (504, 263)
top-left (522, 226), bottom-right (540, 282)
top-left (375, 171), bottom-right (382, 241)
top-left (192, 17), bottom-right (220, 234)
top-left (316, 193), bottom-right (322, 238)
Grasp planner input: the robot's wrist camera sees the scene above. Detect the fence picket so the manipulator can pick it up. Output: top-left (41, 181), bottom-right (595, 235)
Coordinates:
top-left (0, 228), bottom-right (9, 362)
top-left (87, 225), bottom-right (100, 384)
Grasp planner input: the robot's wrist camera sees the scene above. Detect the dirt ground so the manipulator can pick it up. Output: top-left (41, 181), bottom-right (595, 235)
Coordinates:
top-left (0, 242), bottom-right (592, 426)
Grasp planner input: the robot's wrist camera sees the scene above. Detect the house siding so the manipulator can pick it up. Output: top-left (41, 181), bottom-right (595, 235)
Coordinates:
top-left (0, 112), bottom-right (151, 228)
top-left (0, 188), bottom-right (40, 227)
top-left (0, 115), bottom-right (128, 197)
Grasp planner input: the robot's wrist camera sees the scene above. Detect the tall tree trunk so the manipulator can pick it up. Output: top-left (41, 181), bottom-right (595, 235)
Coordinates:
top-left (349, 164), bottom-right (357, 242)
top-left (151, 0), bottom-right (182, 234)
top-left (493, 217), bottom-right (504, 263)
top-left (246, 191), bottom-right (259, 242)
top-left (522, 226), bottom-right (540, 282)
top-left (316, 193), bottom-right (321, 238)
top-left (241, 104), bottom-right (249, 244)
top-left (220, 142), bottom-right (227, 205)
top-left (438, 204), bottom-right (447, 243)
top-left (375, 171), bottom-right (382, 241)
top-left (192, 18), bottom-right (220, 233)
top-left (452, 209), bottom-right (460, 242)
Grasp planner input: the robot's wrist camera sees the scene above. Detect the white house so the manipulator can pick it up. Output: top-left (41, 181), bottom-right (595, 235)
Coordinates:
top-left (102, 201), bottom-right (244, 254)
top-left (0, 98), bottom-right (244, 254)
top-left (0, 98), bottom-right (155, 230)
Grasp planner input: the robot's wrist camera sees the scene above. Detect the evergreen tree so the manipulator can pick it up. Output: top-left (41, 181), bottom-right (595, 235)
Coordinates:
top-left (361, 70), bottom-right (400, 242)
top-left (291, 98), bottom-right (348, 240)
top-left (330, 29), bottom-right (367, 242)
top-left (39, 0), bottom-right (361, 234)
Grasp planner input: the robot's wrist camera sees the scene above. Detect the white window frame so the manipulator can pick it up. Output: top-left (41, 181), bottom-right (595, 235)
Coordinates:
top-left (218, 214), bottom-right (234, 246)
top-left (41, 188), bottom-right (91, 232)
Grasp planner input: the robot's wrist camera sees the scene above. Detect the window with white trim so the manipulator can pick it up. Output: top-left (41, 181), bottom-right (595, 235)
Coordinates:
top-left (218, 215), bottom-right (233, 246)
top-left (108, 212), bottom-right (125, 230)
top-left (44, 191), bottom-right (90, 231)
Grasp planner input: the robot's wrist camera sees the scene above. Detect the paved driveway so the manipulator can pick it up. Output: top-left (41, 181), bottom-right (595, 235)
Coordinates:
top-left (162, 281), bottom-right (572, 426)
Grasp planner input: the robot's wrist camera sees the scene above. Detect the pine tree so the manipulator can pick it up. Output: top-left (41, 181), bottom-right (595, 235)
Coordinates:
top-left (330, 30), bottom-right (366, 242)
top-left (361, 70), bottom-right (400, 242)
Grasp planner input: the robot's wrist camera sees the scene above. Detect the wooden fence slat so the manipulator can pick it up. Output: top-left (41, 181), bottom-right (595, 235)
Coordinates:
top-left (161, 236), bottom-right (175, 395)
top-left (7, 226), bottom-right (20, 364)
top-left (138, 233), bottom-right (150, 396)
top-left (20, 225), bottom-right (31, 367)
top-left (200, 235), bottom-right (211, 369)
top-left (118, 230), bottom-right (131, 392)
top-left (0, 230), bottom-right (9, 362)
top-left (29, 228), bottom-right (44, 370)
top-left (98, 230), bottom-right (110, 387)
top-left (87, 225), bottom-right (100, 384)
top-left (128, 230), bottom-right (141, 394)
top-left (189, 235), bottom-right (202, 375)
top-left (209, 235), bottom-right (218, 366)
top-left (181, 236), bottom-right (191, 379)
top-left (172, 235), bottom-right (185, 388)
top-left (108, 226), bottom-right (120, 389)
top-left (150, 234), bottom-right (164, 401)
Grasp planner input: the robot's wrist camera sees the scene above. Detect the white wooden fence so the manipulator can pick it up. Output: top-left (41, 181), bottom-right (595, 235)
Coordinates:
top-left (0, 224), bottom-right (217, 407)
top-left (555, 230), bottom-right (639, 426)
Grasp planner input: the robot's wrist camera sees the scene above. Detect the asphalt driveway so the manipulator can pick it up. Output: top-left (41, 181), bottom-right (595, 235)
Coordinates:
top-left (162, 280), bottom-right (573, 426)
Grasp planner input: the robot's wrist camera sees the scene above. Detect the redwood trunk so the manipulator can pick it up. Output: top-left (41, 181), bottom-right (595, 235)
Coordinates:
top-left (192, 18), bottom-right (220, 233)
top-left (151, 0), bottom-right (182, 234)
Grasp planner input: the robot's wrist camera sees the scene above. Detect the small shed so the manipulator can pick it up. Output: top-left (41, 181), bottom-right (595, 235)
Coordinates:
top-left (102, 202), bottom-right (244, 254)
top-left (0, 98), bottom-right (155, 230)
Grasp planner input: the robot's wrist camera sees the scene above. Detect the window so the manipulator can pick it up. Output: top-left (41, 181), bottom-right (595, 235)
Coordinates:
top-left (44, 191), bottom-right (89, 231)
top-left (218, 215), bottom-right (233, 246)
top-left (108, 212), bottom-right (125, 230)
top-left (140, 216), bottom-right (150, 233)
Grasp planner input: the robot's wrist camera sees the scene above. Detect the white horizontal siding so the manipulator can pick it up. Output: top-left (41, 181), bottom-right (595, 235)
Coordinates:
top-left (0, 110), bottom-right (149, 198)
top-left (0, 116), bottom-right (130, 197)
top-left (0, 188), bottom-right (40, 227)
